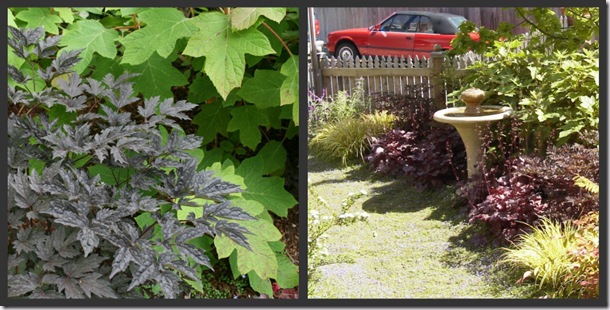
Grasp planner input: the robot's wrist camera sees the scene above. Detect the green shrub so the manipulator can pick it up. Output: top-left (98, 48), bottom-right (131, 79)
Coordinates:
top-left (500, 218), bottom-right (583, 298)
top-left (448, 31), bottom-right (599, 153)
top-left (309, 111), bottom-right (396, 165)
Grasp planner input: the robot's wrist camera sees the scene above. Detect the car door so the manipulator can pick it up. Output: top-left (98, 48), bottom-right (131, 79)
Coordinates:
top-left (367, 13), bottom-right (416, 58)
top-left (411, 15), bottom-right (455, 59)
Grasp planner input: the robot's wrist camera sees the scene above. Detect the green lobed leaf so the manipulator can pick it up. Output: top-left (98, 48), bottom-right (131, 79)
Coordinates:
top-left (8, 9), bottom-right (18, 27)
top-left (54, 8), bottom-right (75, 24)
top-left (214, 218), bottom-right (280, 279)
top-left (256, 140), bottom-right (287, 175)
top-left (280, 55), bottom-right (299, 125)
top-left (236, 157), bottom-right (297, 217)
top-left (15, 8), bottom-right (63, 35)
top-left (187, 74), bottom-right (219, 104)
top-left (125, 52), bottom-right (189, 99)
top-left (207, 160), bottom-right (246, 188)
top-left (119, 8), bottom-right (150, 16)
top-left (192, 101), bottom-right (231, 145)
top-left (183, 12), bottom-right (275, 99)
top-left (237, 70), bottom-right (286, 109)
top-left (59, 20), bottom-right (119, 74)
top-left (87, 164), bottom-right (133, 186)
top-left (275, 254), bottom-right (298, 288)
top-left (88, 54), bottom-right (125, 80)
top-left (247, 271), bottom-right (273, 296)
top-left (230, 8), bottom-right (286, 31)
top-left (134, 212), bottom-right (155, 230)
top-left (120, 8), bottom-right (198, 65)
top-left (243, 176), bottom-right (296, 217)
top-left (48, 104), bottom-right (77, 127)
top-left (227, 105), bottom-right (269, 150)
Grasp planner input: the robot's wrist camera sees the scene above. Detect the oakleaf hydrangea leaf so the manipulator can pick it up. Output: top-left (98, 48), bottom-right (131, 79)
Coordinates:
top-left (183, 12), bottom-right (275, 99)
top-left (214, 218), bottom-right (280, 279)
top-left (59, 20), bottom-right (119, 74)
top-left (237, 70), bottom-right (286, 109)
top-left (236, 157), bottom-right (297, 217)
top-left (120, 8), bottom-right (198, 65)
top-left (227, 105), bottom-right (269, 150)
top-left (8, 9), bottom-right (18, 27)
top-left (256, 140), bottom-right (287, 175)
top-left (187, 74), bottom-right (218, 104)
top-left (126, 52), bottom-right (189, 99)
top-left (192, 101), bottom-right (231, 145)
top-left (280, 55), bottom-right (299, 125)
top-left (54, 7), bottom-right (75, 23)
top-left (275, 253), bottom-right (299, 288)
top-left (15, 8), bottom-right (63, 35)
top-left (230, 8), bottom-right (286, 31)
top-left (247, 271), bottom-right (274, 296)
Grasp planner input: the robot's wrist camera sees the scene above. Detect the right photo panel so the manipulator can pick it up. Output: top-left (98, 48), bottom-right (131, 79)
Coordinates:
top-left (307, 7), bottom-right (599, 299)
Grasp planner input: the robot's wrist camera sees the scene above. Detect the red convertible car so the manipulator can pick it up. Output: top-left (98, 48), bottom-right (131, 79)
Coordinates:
top-left (326, 11), bottom-right (479, 60)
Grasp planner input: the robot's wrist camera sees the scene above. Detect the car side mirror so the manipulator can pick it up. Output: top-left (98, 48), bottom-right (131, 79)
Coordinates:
top-left (370, 24), bottom-right (381, 32)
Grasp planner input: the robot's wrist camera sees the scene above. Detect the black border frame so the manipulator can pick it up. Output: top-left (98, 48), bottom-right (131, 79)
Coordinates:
top-left (1, 0), bottom-right (607, 307)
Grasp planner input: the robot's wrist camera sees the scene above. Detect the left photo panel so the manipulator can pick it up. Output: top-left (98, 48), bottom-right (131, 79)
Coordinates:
top-left (6, 7), bottom-right (299, 302)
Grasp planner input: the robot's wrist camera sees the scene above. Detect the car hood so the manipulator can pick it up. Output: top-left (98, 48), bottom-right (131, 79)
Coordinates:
top-left (328, 27), bottom-right (371, 38)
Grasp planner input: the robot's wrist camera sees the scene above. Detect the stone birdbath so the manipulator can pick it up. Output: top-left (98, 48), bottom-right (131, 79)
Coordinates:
top-left (433, 88), bottom-right (512, 178)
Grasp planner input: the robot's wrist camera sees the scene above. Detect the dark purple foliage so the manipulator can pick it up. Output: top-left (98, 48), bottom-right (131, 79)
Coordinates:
top-left (467, 143), bottom-right (599, 246)
top-left (367, 87), bottom-right (467, 190)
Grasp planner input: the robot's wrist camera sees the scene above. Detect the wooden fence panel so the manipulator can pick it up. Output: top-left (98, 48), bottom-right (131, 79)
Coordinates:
top-left (320, 55), bottom-right (434, 99)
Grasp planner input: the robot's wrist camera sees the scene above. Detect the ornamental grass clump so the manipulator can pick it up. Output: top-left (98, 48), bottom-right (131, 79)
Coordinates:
top-left (500, 218), bottom-right (579, 298)
top-left (500, 213), bottom-right (599, 299)
top-left (309, 111), bottom-right (396, 166)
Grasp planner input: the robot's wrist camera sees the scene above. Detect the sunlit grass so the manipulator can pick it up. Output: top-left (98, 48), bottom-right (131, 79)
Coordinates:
top-left (307, 156), bottom-right (534, 298)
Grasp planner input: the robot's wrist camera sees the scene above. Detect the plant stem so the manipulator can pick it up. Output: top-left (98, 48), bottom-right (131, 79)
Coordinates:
top-left (261, 21), bottom-right (293, 57)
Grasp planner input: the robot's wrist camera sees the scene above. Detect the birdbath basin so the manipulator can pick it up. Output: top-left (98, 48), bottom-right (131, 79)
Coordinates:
top-left (433, 88), bottom-right (512, 178)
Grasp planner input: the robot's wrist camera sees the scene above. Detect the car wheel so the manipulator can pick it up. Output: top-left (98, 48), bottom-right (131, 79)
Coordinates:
top-left (335, 42), bottom-right (359, 61)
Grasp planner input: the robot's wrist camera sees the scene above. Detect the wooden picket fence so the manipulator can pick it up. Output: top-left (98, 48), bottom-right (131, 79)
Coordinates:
top-left (307, 49), bottom-right (488, 110)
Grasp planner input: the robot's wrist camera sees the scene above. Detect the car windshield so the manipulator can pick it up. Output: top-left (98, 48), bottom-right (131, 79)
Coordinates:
top-left (447, 16), bottom-right (467, 29)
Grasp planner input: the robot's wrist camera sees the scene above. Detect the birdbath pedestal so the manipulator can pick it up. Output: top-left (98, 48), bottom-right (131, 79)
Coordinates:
top-left (433, 88), bottom-right (512, 178)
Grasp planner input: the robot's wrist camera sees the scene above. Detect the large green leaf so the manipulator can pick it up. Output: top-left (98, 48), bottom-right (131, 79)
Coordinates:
top-left (54, 8), bottom-right (74, 24)
top-left (187, 74), bottom-right (219, 104)
top-left (192, 101), bottom-right (231, 145)
top-left (120, 8), bottom-right (198, 65)
top-left (15, 8), bottom-right (63, 34)
top-left (256, 141), bottom-right (287, 175)
top-left (275, 253), bottom-right (298, 288)
top-left (237, 70), bottom-right (286, 109)
top-left (183, 12), bottom-right (275, 99)
top-left (236, 157), bottom-right (297, 217)
top-left (8, 8), bottom-right (17, 27)
top-left (125, 52), bottom-right (189, 99)
top-left (243, 175), bottom-right (297, 217)
top-left (280, 55), bottom-right (299, 125)
top-left (227, 105), bottom-right (269, 150)
top-left (87, 164), bottom-right (134, 186)
top-left (88, 55), bottom-right (125, 81)
top-left (247, 271), bottom-right (273, 296)
top-left (214, 218), bottom-right (280, 279)
top-left (60, 20), bottom-right (119, 74)
top-left (230, 8), bottom-right (286, 31)
top-left (8, 9), bottom-right (25, 74)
